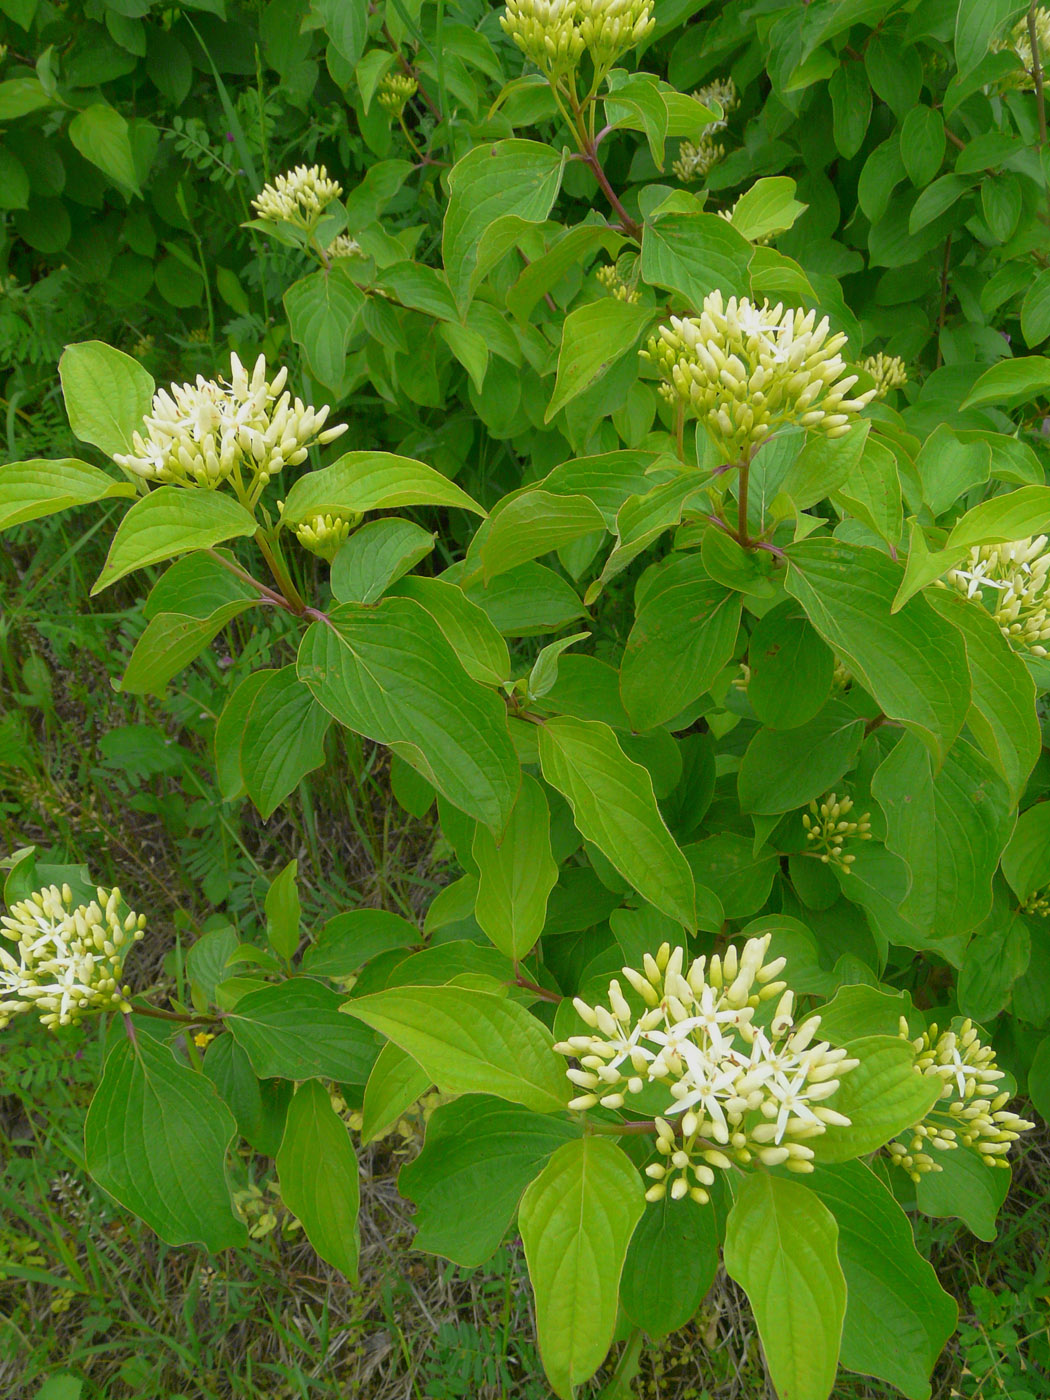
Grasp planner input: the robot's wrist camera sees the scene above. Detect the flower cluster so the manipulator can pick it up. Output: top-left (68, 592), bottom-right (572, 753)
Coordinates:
top-left (1021, 886), bottom-right (1050, 917)
top-left (672, 135), bottom-right (724, 183)
top-left (995, 8), bottom-right (1050, 89)
top-left (251, 164), bottom-right (342, 229)
top-left (327, 233), bottom-right (362, 260)
top-left (802, 792), bottom-right (872, 873)
top-left (861, 351), bottom-right (908, 398)
top-left (113, 352), bottom-right (347, 501)
top-left (554, 937), bottom-right (858, 1204)
top-left (0, 885), bottom-right (145, 1030)
top-left (644, 291), bottom-right (876, 460)
top-left (289, 508), bottom-right (363, 562)
top-left (596, 263), bottom-right (640, 303)
top-left (887, 1019), bottom-right (1034, 1182)
top-left (377, 73), bottom-right (418, 114)
top-left (501, 0), bottom-right (653, 81)
top-left (694, 76), bottom-right (737, 130)
top-left (942, 537), bottom-right (1050, 658)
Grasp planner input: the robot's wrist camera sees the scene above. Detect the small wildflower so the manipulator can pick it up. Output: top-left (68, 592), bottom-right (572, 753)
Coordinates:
top-left (0, 885), bottom-right (146, 1030)
top-left (251, 164), bottom-right (342, 230)
top-left (801, 792), bottom-right (872, 873)
top-left (113, 352), bottom-right (347, 502)
top-left (554, 936), bottom-right (858, 1204)
top-left (942, 537), bottom-right (1050, 658)
top-left (861, 352), bottom-right (908, 399)
top-left (377, 73), bottom-right (418, 115)
top-left (887, 1018), bottom-right (1034, 1182)
top-left (194, 1030), bottom-right (215, 1048)
top-left (673, 136), bottom-right (724, 183)
top-left (643, 290), bottom-right (876, 460)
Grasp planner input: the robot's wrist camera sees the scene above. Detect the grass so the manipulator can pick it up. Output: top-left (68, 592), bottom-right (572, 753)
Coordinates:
top-left (3, 514), bottom-right (1050, 1400)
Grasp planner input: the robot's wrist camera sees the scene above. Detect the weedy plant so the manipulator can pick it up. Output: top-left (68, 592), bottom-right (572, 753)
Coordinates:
top-left (5, 0), bottom-right (1050, 1397)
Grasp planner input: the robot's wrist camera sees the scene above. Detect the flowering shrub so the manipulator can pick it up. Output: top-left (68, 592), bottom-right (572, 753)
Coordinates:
top-left (4, 1), bottom-right (1050, 1398)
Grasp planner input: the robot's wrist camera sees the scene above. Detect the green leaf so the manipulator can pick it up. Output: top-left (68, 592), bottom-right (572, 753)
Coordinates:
top-left (343, 985), bottom-right (569, 1112)
top-left (620, 1193), bottom-right (720, 1340)
top-left (805, 1161), bottom-right (956, 1400)
top-left (91, 488), bottom-right (258, 594)
top-left (872, 733), bottom-right (1013, 941)
top-left (746, 601), bottom-right (834, 730)
top-left (118, 600), bottom-right (257, 695)
top-left (85, 1036), bottom-right (246, 1251)
top-left (960, 357), bottom-right (1050, 410)
top-left (811, 1036), bottom-right (942, 1163)
top-left (59, 341), bottom-right (155, 460)
top-left (640, 210), bottom-right (751, 306)
top-left (955, 0), bottom-right (1026, 77)
top-left (907, 173), bottom-right (977, 234)
top-left (443, 139), bottom-right (564, 310)
top-left (619, 556), bottom-right (741, 730)
top-left (944, 485), bottom-right (1050, 550)
top-left (900, 106), bottom-right (945, 186)
top-left (399, 1095), bottom-right (579, 1266)
top-left (737, 701), bottom-right (865, 815)
top-left (227, 978), bottom-right (378, 1083)
top-left (785, 538), bottom-right (970, 762)
top-left (387, 576), bottom-right (511, 686)
top-left (1001, 801), bottom-right (1050, 901)
top-left (603, 71), bottom-right (670, 167)
top-left (330, 517), bottom-right (435, 604)
top-left (280, 451), bottom-right (482, 524)
top-left (781, 422), bottom-right (870, 511)
top-left (479, 491), bottom-right (608, 583)
top-left (1021, 267), bottom-right (1050, 347)
top-left (829, 60), bottom-right (871, 159)
top-left (528, 632), bottom-right (592, 699)
top-left (506, 223), bottom-right (623, 323)
top-left (0, 458), bottom-right (136, 533)
top-left (283, 264), bottom-right (365, 389)
top-left (360, 1042), bottom-right (431, 1145)
top-left (69, 104), bottom-right (142, 193)
top-left (725, 176), bottom-right (807, 242)
top-left (0, 75), bottom-right (53, 119)
top-left (833, 436), bottom-right (902, 550)
top-left (546, 300), bottom-right (654, 421)
top-left (957, 915), bottom-right (1030, 1023)
top-left (473, 775), bottom-right (558, 962)
top-left (519, 1138), bottom-right (644, 1400)
top-left (685, 834), bottom-right (775, 921)
top-left (915, 1142), bottom-right (1010, 1240)
top-left (214, 671), bottom-right (271, 802)
top-left (539, 716), bottom-right (696, 929)
top-left (297, 597), bottom-right (519, 830)
top-left (316, 0), bottom-right (366, 65)
top-left (1027, 1034), bottom-right (1050, 1122)
top-left (265, 859), bottom-right (301, 961)
top-left (241, 666), bottom-right (332, 820)
top-left (302, 908), bottom-right (419, 978)
top-left (143, 550), bottom-right (256, 619)
top-left (816, 985), bottom-right (914, 1044)
top-left (724, 1174), bottom-right (846, 1400)
top-left (276, 1080), bottom-right (360, 1282)
top-left (203, 1036), bottom-right (291, 1157)
top-left (926, 589), bottom-right (1039, 802)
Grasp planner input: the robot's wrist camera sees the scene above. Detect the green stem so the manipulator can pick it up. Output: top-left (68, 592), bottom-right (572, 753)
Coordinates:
top-left (255, 530), bottom-right (306, 611)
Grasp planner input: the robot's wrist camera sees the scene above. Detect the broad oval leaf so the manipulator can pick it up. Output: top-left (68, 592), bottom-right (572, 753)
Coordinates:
top-left (620, 1192), bottom-right (720, 1340)
top-left (519, 1137), bottom-right (645, 1400)
top-left (0, 458), bottom-right (136, 533)
top-left (91, 488), bottom-right (258, 594)
top-left (85, 1036), bottom-right (246, 1252)
top-left (280, 451), bottom-right (483, 525)
top-left (360, 1042), bottom-right (431, 1145)
top-left (276, 1080), bottom-right (361, 1282)
top-left (811, 1035), bottom-right (942, 1162)
top-left (738, 700), bottom-right (865, 815)
top-left (241, 665), bottom-right (332, 820)
top-left (227, 978), bottom-right (378, 1083)
top-left (59, 341), bottom-right (155, 460)
top-left (472, 774), bottom-right (559, 961)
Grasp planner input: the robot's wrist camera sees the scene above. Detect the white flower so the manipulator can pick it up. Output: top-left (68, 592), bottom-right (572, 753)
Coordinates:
top-left (0, 885), bottom-right (146, 1029)
top-left (942, 536), bottom-right (1050, 657)
top-left (113, 352), bottom-right (348, 501)
top-left (994, 7), bottom-right (1050, 90)
top-left (251, 164), bottom-right (342, 228)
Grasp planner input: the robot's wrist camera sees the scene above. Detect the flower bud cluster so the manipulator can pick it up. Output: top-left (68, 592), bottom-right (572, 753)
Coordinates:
top-left (251, 164), bottom-right (342, 229)
top-left (553, 937), bottom-right (858, 1204)
top-left (0, 885), bottom-right (146, 1030)
top-left (693, 76), bottom-right (738, 131)
top-left (1021, 885), bottom-right (1050, 917)
top-left (995, 8), bottom-right (1050, 90)
top-left (596, 263), bottom-right (641, 303)
top-left (643, 291), bottom-right (876, 459)
top-left (887, 1018), bottom-right (1034, 1183)
top-left (327, 233), bottom-right (362, 261)
top-left (289, 509), bottom-right (363, 562)
top-left (500, 0), bottom-right (653, 81)
top-left (113, 352), bottom-right (347, 500)
top-left (942, 536), bottom-right (1050, 658)
top-left (802, 792), bottom-right (872, 873)
top-left (378, 73), bottom-right (418, 114)
top-left (672, 136), bottom-right (724, 183)
top-left (860, 352), bottom-right (908, 398)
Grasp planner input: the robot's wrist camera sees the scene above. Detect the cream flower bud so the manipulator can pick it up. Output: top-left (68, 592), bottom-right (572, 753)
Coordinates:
top-left (252, 163), bottom-right (342, 229)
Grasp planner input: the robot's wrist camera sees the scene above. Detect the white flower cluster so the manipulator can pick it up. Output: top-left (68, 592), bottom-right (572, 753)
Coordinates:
top-left (995, 7), bottom-right (1050, 89)
top-left (644, 290), bottom-right (876, 459)
top-left (251, 164), bottom-right (342, 229)
top-left (943, 536), bottom-right (1050, 658)
top-left (673, 136), bottom-right (724, 183)
top-left (802, 792), bottom-right (872, 874)
top-left (113, 353), bottom-right (347, 500)
top-left (888, 1019), bottom-right (1034, 1182)
top-left (289, 509), bottom-right (363, 562)
top-left (554, 937), bottom-right (858, 1204)
top-left (861, 351), bottom-right (908, 398)
top-left (327, 233), bottom-right (362, 260)
top-left (1, 885), bottom-right (145, 1030)
top-left (377, 73), bottom-right (418, 113)
top-left (501, 0), bottom-right (654, 81)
